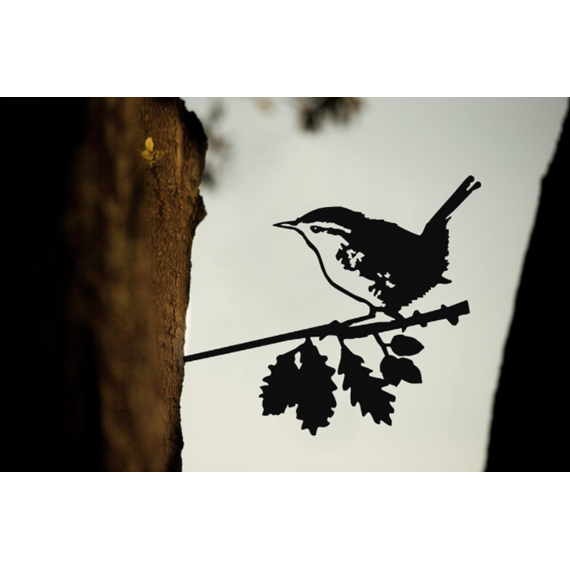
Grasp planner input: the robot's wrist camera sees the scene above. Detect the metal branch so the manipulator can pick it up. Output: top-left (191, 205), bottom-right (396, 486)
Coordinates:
top-left (183, 301), bottom-right (470, 363)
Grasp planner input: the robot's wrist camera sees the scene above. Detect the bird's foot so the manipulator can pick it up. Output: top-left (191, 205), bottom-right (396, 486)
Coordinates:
top-left (382, 308), bottom-right (403, 321)
top-left (343, 312), bottom-right (377, 327)
top-left (319, 313), bottom-right (375, 340)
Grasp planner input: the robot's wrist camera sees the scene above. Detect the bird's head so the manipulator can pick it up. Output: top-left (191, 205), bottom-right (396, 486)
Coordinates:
top-left (274, 207), bottom-right (365, 255)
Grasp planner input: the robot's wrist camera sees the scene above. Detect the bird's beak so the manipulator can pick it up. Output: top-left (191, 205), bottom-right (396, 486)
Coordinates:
top-left (273, 220), bottom-right (298, 230)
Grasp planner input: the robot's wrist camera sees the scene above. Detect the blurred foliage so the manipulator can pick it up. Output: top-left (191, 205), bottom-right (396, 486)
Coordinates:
top-left (297, 97), bottom-right (363, 132)
top-left (198, 97), bottom-right (363, 188)
top-left (199, 100), bottom-right (232, 187)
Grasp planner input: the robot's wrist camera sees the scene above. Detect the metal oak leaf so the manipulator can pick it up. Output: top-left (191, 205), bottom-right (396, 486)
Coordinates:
top-left (294, 339), bottom-right (337, 435)
top-left (260, 348), bottom-right (301, 416)
top-left (339, 343), bottom-right (396, 426)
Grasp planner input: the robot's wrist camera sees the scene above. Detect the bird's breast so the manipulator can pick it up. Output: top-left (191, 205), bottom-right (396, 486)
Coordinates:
top-left (317, 244), bottom-right (386, 308)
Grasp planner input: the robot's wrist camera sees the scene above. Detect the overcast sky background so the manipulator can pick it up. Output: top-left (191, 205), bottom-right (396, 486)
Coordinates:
top-left (181, 97), bottom-right (566, 472)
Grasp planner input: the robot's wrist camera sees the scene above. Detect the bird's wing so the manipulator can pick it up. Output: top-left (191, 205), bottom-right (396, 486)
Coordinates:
top-left (352, 219), bottom-right (420, 276)
top-left (347, 220), bottom-right (449, 310)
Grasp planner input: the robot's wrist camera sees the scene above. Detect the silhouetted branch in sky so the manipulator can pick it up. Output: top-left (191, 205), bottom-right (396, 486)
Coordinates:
top-left (184, 300), bottom-right (469, 362)
top-left (252, 301), bottom-right (468, 434)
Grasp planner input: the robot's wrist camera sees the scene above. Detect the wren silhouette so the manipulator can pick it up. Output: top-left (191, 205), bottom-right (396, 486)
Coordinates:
top-left (274, 175), bottom-right (481, 320)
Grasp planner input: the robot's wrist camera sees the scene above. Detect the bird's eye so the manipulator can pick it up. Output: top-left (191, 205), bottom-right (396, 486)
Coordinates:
top-left (310, 225), bottom-right (321, 233)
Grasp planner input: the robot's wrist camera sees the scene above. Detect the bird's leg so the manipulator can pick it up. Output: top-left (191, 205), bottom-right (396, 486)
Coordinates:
top-left (382, 307), bottom-right (404, 321)
top-left (320, 306), bottom-right (402, 340)
top-left (340, 315), bottom-right (374, 327)
top-left (319, 308), bottom-right (377, 340)
top-left (341, 306), bottom-right (379, 327)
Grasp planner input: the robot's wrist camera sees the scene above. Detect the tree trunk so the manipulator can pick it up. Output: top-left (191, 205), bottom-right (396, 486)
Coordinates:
top-left (4, 97), bottom-right (206, 471)
top-left (141, 99), bottom-right (207, 471)
top-left (486, 101), bottom-right (568, 471)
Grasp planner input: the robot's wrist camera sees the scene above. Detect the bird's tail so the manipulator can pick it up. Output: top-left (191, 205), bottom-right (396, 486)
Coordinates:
top-left (423, 175), bottom-right (481, 234)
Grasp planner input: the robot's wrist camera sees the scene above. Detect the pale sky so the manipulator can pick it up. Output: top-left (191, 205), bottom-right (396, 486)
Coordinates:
top-left (181, 97), bottom-right (566, 471)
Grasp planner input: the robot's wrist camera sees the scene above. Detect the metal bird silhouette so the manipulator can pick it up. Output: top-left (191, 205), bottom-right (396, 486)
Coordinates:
top-left (275, 176), bottom-right (481, 319)
top-left (184, 176), bottom-right (480, 434)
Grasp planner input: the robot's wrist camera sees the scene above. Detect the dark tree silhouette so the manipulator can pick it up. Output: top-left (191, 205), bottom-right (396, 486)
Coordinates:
top-left (486, 100), bottom-right (569, 471)
top-left (3, 98), bottom-right (206, 471)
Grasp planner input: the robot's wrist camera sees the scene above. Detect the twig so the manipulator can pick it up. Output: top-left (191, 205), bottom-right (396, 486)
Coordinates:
top-left (183, 301), bottom-right (469, 363)
top-left (372, 333), bottom-right (389, 357)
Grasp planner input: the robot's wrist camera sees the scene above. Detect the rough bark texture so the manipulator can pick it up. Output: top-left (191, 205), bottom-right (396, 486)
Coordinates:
top-left (140, 99), bottom-right (207, 471)
top-left (4, 97), bottom-right (206, 471)
top-left (486, 101), bottom-right (568, 471)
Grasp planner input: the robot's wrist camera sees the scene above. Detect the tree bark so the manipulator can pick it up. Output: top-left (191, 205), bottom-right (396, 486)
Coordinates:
top-left (486, 101), bottom-right (568, 471)
top-left (140, 99), bottom-right (207, 471)
top-left (4, 97), bottom-right (206, 471)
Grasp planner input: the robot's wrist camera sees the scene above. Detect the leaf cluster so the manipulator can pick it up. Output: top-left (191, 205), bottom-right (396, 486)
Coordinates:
top-left (260, 339), bottom-right (337, 435)
top-left (260, 332), bottom-right (425, 434)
